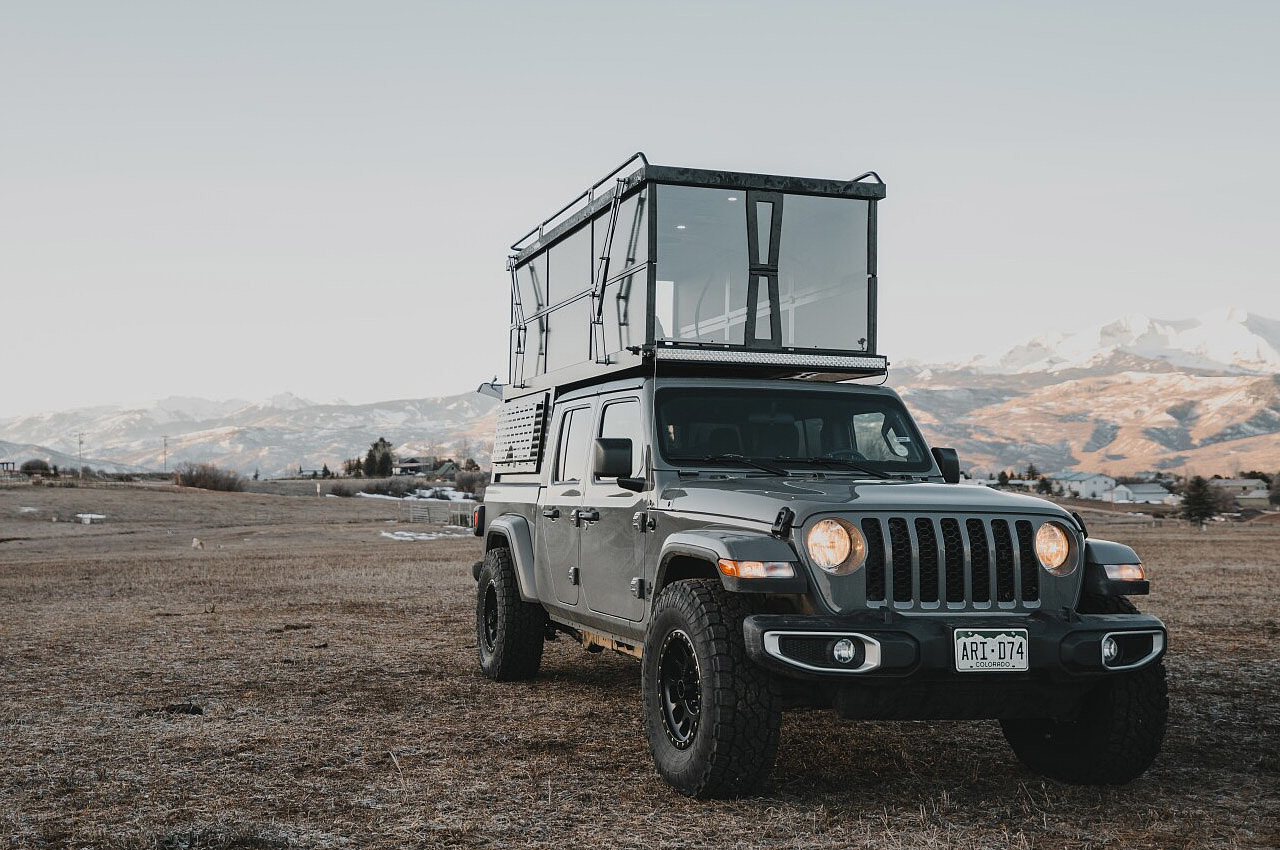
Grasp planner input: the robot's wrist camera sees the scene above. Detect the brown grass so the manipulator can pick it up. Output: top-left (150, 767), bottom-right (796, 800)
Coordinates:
top-left (1, 487), bottom-right (1277, 848)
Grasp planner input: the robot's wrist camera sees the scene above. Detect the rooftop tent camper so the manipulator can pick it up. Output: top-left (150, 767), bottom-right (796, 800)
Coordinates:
top-left (505, 153), bottom-right (888, 397)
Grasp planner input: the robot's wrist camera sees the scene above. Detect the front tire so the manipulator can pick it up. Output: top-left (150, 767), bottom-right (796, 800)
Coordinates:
top-left (641, 579), bottom-right (781, 798)
top-left (475, 546), bottom-right (547, 681)
top-left (1000, 594), bottom-right (1168, 784)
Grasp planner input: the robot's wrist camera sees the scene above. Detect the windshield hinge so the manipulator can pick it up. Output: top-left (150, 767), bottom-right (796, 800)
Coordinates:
top-left (771, 507), bottom-right (795, 539)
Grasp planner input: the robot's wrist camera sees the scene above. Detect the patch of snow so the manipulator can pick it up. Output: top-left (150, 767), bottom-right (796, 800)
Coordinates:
top-left (380, 530), bottom-right (470, 542)
top-left (19, 506), bottom-right (38, 513)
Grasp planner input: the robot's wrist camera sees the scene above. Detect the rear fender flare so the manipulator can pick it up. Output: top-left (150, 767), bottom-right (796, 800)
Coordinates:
top-left (485, 514), bottom-right (538, 603)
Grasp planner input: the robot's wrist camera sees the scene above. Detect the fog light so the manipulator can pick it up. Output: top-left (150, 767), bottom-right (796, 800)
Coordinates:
top-left (832, 638), bottom-right (857, 664)
top-left (1102, 637), bottom-right (1120, 664)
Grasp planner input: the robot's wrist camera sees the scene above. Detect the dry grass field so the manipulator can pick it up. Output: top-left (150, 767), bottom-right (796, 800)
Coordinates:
top-left (1, 485), bottom-right (1277, 849)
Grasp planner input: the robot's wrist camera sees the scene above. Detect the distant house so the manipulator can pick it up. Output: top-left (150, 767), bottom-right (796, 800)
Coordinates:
top-left (1206, 478), bottom-right (1270, 508)
top-left (1113, 482), bottom-right (1178, 505)
top-left (1055, 472), bottom-right (1117, 501)
top-left (393, 457), bottom-right (437, 476)
top-left (1208, 478), bottom-right (1268, 495)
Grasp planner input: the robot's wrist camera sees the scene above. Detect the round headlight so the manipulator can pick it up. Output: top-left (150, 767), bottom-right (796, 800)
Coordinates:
top-left (1035, 521), bottom-right (1074, 575)
top-left (806, 518), bottom-right (866, 574)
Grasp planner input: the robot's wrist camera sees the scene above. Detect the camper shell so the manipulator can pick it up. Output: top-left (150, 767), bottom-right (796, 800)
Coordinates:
top-left (504, 152), bottom-right (887, 398)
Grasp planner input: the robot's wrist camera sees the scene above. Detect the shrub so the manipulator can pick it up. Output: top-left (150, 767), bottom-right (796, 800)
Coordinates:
top-left (20, 459), bottom-right (51, 475)
top-left (329, 482), bottom-right (355, 497)
top-left (173, 462), bottom-right (244, 492)
top-left (454, 470), bottom-right (490, 495)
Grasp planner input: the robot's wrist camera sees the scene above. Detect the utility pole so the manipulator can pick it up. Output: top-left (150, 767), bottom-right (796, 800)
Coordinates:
top-left (163, 435), bottom-right (169, 474)
top-left (77, 432), bottom-right (84, 478)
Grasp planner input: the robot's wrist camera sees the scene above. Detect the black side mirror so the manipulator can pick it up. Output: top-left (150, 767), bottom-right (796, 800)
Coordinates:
top-left (594, 437), bottom-right (633, 479)
top-left (931, 447), bottom-right (960, 484)
top-left (617, 476), bottom-right (646, 492)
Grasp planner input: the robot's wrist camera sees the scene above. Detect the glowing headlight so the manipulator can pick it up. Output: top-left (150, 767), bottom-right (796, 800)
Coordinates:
top-left (806, 518), bottom-right (867, 575)
top-left (1034, 521), bottom-right (1075, 575)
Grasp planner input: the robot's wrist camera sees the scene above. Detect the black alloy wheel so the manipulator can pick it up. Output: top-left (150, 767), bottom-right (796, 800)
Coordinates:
top-left (658, 629), bottom-right (701, 749)
top-left (482, 580), bottom-right (499, 654)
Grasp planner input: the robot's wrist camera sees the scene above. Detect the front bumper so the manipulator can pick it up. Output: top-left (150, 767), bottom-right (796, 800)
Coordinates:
top-left (744, 610), bottom-right (1166, 683)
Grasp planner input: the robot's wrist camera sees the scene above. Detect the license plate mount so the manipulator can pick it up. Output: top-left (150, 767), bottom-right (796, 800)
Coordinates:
top-left (954, 628), bottom-right (1029, 672)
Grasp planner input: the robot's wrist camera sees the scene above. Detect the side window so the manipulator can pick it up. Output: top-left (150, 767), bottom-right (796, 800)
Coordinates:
top-left (596, 399), bottom-right (644, 481)
top-left (554, 407), bottom-right (591, 483)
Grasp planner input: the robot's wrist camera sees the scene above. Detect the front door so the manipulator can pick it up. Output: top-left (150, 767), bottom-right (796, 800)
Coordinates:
top-left (580, 396), bottom-right (648, 621)
top-left (537, 404), bottom-right (591, 606)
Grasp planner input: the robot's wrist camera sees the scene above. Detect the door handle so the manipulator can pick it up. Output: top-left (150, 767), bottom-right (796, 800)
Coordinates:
top-left (541, 507), bottom-right (560, 519)
top-left (576, 508), bottom-right (600, 523)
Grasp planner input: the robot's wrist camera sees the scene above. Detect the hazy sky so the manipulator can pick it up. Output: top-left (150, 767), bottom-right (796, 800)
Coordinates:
top-left (2, 1), bottom-right (1277, 417)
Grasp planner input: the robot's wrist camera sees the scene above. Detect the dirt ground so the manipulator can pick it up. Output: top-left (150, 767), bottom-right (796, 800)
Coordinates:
top-left (1, 485), bottom-right (1277, 849)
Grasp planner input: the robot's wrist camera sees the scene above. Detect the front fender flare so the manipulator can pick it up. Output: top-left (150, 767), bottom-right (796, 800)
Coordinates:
top-left (485, 514), bottom-right (539, 602)
top-left (657, 528), bottom-right (808, 595)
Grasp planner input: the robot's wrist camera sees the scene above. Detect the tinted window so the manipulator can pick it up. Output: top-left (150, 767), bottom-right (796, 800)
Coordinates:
top-left (555, 407), bottom-right (591, 482)
top-left (548, 225), bottom-right (592, 308)
top-left (596, 399), bottom-right (643, 480)
top-left (654, 186), bottom-right (870, 351)
top-left (655, 388), bottom-right (930, 473)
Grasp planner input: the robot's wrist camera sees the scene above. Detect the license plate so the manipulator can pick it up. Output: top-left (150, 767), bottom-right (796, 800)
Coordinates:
top-left (954, 628), bottom-right (1028, 672)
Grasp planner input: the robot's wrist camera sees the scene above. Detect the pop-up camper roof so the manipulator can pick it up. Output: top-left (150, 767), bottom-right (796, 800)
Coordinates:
top-left (505, 153), bottom-right (887, 397)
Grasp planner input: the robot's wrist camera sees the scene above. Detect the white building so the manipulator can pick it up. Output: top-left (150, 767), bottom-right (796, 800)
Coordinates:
top-left (1113, 482), bottom-right (1179, 505)
top-left (1055, 472), bottom-right (1117, 501)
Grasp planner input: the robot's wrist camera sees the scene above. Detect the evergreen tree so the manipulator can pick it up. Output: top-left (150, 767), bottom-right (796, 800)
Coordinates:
top-left (1025, 463), bottom-right (1040, 480)
top-left (366, 447), bottom-right (379, 477)
top-left (997, 470), bottom-right (1010, 488)
top-left (1181, 476), bottom-right (1217, 524)
top-left (1036, 476), bottom-right (1052, 494)
top-left (1271, 473), bottom-right (1280, 506)
top-left (322, 463), bottom-right (331, 478)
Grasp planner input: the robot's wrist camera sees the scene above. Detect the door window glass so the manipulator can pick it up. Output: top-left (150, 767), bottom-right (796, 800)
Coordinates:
top-left (554, 407), bottom-right (591, 483)
top-left (596, 399), bottom-right (643, 481)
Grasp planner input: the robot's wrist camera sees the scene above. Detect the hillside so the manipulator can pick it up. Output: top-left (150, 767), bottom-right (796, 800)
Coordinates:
top-left (2, 309), bottom-right (1276, 479)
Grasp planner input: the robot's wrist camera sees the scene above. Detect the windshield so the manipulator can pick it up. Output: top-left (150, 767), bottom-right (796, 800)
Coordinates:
top-left (655, 387), bottom-right (932, 474)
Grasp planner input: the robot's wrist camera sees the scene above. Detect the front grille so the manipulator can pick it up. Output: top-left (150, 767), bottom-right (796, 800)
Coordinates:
top-left (861, 515), bottom-right (1043, 610)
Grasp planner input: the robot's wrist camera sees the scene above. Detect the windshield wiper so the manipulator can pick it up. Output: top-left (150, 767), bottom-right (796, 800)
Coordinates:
top-left (771, 455), bottom-right (893, 479)
top-left (669, 454), bottom-right (791, 477)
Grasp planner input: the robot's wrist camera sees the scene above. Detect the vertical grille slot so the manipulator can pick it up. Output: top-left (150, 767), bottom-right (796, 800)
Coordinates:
top-left (940, 518), bottom-right (965, 603)
top-left (1016, 520), bottom-right (1040, 602)
top-left (992, 519), bottom-right (1016, 602)
top-left (966, 518), bottom-right (991, 603)
top-left (887, 518), bottom-right (912, 602)
top-left (914, 517), bottom-right (940, 603)
top-left (862, 518), bottom-right (886, 603)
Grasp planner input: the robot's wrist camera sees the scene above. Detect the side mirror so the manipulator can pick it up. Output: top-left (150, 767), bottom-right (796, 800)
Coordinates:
top-left (617, 476), bottom-right (647, 492)
top-left (931, 447), bottom-right (960, 484)
top-left (593, 437), bottom-right (633, 480)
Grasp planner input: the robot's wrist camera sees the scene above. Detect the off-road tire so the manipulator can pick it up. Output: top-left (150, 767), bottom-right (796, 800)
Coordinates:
top-left (1000, 593), bottom-right (1168, 784)
top-left (641, 579), bottom-right (782, 798)
top-left (475, 546), bottom-right (547, 681)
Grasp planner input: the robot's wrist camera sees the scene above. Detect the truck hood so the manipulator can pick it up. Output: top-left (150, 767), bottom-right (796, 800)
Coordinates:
top-left (656, 475), bottom-right (1072, 526)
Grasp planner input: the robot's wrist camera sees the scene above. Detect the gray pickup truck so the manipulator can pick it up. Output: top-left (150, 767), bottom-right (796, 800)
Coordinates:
top-left (472, 155), bottom-right (1167, 798)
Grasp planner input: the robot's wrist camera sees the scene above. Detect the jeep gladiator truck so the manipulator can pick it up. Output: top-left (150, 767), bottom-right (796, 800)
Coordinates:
top-left (472, 154), bottom-right (1168, 798)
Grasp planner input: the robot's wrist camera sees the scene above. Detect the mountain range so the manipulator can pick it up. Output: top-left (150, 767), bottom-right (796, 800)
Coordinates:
top-left (2, 308), bottom-right (1277, 479)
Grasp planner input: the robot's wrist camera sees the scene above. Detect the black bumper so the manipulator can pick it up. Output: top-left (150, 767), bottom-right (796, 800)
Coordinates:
top-left (744, 610), bottom-right (1166, 684)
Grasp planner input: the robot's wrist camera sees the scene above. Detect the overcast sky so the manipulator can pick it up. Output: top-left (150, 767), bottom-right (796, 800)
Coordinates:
top-left (2, 1), bottom-right (1277, 418)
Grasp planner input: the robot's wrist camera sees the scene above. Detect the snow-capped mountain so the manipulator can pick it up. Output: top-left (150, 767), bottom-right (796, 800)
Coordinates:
top-left (966, 307), bottom-right (1280, 376)
top-left (3, 310), bottom-right (1277, 480)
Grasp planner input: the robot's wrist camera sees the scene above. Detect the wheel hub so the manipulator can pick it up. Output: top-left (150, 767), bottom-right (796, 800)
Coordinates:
top-left (482, 581), bottom-right (499, 652)
top-left (658, 629), bottom-right (701, 749)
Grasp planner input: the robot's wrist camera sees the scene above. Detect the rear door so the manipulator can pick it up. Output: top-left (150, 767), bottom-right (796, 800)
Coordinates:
top-left (536, 403), bottom-right (592, 606)
top-left (580, 394), bottom-right (648, 621)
